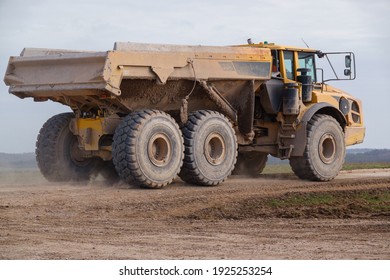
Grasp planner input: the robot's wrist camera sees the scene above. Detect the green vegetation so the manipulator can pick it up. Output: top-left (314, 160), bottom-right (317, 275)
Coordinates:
top-left (267, 190), bottom-right (390, 211)
top-left (342, 162), bottom-right (390, 170)
top-left (186, 186), bottom-right (390, 220)
top-left (354, 191), bottom-right (390, 211)
top-left (267, 193), bottom-right (335, 208)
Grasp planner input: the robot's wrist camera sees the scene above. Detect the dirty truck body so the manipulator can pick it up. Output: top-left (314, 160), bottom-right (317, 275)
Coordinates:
top-left (4, 42), bottom-right (365, 188)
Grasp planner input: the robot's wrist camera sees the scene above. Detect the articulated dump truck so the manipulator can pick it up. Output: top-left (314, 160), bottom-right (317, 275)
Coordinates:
top-left (3, 41), bottom-right (365, 188)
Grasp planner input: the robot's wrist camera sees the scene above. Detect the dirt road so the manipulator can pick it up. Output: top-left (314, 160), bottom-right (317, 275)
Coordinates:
top-left (1, 169), bottom-right (389, 259)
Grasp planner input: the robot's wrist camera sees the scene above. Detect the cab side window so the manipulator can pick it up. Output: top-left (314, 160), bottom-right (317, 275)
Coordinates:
top-left (271, 50), bottom-right (280, 77)
top-left (283, 51), bottom-right (294, 80)
top-left (298, 52), bottom-right (316, 82)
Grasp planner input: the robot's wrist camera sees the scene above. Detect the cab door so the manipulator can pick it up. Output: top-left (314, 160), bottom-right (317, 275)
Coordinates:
top-left (279, 50), bottom-right (316, 82)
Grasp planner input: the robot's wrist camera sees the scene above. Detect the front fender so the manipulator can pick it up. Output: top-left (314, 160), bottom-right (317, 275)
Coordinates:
top-left (291, 103), bottom-right (346, 156)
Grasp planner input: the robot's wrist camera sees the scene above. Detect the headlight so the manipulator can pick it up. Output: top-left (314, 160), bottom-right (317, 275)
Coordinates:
top-left (339, 97), bottom-right (350, 115)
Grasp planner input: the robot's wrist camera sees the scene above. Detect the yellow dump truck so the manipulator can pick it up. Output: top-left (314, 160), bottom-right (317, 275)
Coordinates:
top-left (3, 41), bottom-right (365, 188)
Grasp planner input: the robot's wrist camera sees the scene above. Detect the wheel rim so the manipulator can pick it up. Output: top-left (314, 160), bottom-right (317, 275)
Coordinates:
top-left (204, 132), bottom-right (226, 166)
top-left (318, 134), bottom-right (336, 164)
top-left (148, 133), bottom-right (171, 167)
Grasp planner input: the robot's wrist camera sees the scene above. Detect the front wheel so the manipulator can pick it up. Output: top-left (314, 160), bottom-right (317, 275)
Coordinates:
top-left (289, 114), bottom-right (345, 181)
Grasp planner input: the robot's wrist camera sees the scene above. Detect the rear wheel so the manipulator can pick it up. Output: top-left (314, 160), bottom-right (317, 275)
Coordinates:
top-left (179, 110), bottom-right (237, 186)
top-left (232, 152), bottom-right (268, 176)
top-left (36, 112), bottom-right (98, 182)
top-left (289, 114), bottom-right (345, 181)
top-left (112, 110), bottom-right (184, 188)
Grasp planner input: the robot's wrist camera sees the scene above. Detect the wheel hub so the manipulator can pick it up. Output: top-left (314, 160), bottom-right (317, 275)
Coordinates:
top-left (148, 133), bottom-right (171, 167)
top-left (319, 134), bottom-right (336, 164)
top-left (204, 132), bottom-right (226, 166)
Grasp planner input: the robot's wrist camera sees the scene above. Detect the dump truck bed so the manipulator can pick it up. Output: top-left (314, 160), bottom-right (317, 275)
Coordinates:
top-left (4, 42), bottom-right (271, 113)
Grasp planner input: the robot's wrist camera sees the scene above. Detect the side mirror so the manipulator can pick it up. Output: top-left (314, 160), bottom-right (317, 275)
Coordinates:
top-left (344, 69), bottom-right (351, 76)
top-left (345, 55), bottom-right (351, 68)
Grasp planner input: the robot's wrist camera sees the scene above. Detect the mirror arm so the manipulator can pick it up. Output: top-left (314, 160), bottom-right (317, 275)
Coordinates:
top-left (325, 54), bottom-right (339, 79)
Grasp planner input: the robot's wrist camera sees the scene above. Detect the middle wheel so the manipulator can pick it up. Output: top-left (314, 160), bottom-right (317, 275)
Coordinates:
top-left (112, 110), bottom-right (184, 188)
top-left (180, 110), bottom-right (238, 186)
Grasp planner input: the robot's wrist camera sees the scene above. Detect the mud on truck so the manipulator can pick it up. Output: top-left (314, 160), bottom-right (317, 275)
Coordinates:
top-left (3, 41), bottom-right (365, 188)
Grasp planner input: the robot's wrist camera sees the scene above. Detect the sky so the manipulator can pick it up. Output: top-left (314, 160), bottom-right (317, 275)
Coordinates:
top-left (0, 0), bottom-right (389, 153)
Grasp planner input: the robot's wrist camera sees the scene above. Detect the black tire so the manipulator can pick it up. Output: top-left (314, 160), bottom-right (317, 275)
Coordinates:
top-left (232, 152), bottom-right (268, 176)
top-left (112, 110), bottom-right (184, 188)
top-left (289, 114), bottom-right (345, 181)
top-left (36, 112), bottom-right (98, 182)
top-left (180, 110), bottom-right (238, 186)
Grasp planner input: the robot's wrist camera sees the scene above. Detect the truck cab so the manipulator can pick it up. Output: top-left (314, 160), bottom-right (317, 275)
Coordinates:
top-left (235, 41), bottom-right (365, 181)
top-left (264, 42), bottom-right (365, 145)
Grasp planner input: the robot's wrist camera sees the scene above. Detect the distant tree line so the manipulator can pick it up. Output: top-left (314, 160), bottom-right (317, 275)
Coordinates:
top-left (345, 149), bottom-right (390, 163)
top-left (0, 153), bottom-right (37, 169)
